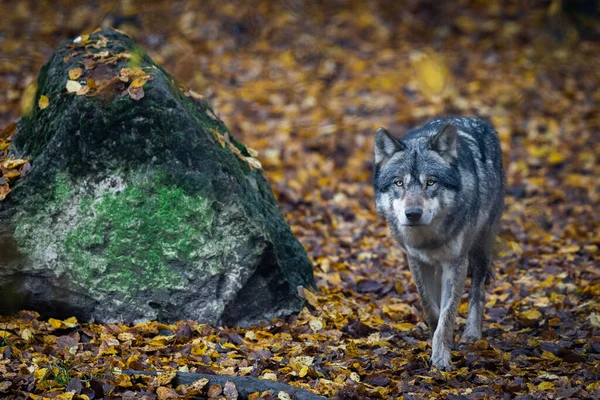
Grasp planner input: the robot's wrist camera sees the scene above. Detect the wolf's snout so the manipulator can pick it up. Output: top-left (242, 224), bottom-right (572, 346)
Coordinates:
top-left (405, 208), bottom-right (423, 222)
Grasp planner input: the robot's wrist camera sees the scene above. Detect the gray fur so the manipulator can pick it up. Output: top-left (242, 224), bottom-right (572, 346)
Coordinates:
top-left (373, 117), bottom-right (505, 370)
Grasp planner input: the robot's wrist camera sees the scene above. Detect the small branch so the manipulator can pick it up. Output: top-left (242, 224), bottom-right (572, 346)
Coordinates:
top-left (123, 370), bottom-right (326, 400)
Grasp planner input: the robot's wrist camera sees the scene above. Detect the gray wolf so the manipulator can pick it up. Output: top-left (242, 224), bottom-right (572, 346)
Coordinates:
top-left (373, 117), bottom-right (504, 370)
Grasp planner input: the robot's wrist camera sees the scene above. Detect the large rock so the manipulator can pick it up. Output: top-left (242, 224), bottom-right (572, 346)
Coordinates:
top-left (0, 29), bottom-right (315, 326)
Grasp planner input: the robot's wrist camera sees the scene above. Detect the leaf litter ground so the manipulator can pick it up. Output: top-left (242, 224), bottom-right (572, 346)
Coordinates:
top-left (0, 1), bottom-right (599, 399)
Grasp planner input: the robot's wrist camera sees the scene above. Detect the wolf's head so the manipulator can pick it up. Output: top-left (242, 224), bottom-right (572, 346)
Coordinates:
top-left (373, 123), bottom-right (461, 228)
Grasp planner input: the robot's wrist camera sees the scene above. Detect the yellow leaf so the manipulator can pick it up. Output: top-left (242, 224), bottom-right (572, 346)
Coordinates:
top-left (68, 68), bottom-right (83, 80)
top-left (1, 158), bottom-right (28, 169)
top-left (560, 245), bottom-right (580, 254)
top-left (539, 275), bottom-right (555, 288)
top-left (21, 82), bottom-right (37, 116)
top-left (48, 318), bottom-right (63, 329)
top-left (0, 330), bottom-right (14, 339)
top-left (246, 147), bottom-right (259, 157)
top-left (114, 374), bottom-right (132, 387)
top-left (191, 342), bottom-right (207, 356)
top-left (474, 339), bottom-right (489, 350)
top-left (156, 370), bottom-right (177, 386)
top-left (189, 378), bottom-right (209, 390)
top-left (541, 351), bottom-right (559, 361)
top-left (261, 372), bottom-right (277, 381)
top-left (42, 334), bottom-right (57, 344)
top-left (298, 365), bottom-right (308, 377)
top-left (346, 341), bottom-right (360, 358)
top-left (547, 151), bottom-right (565, 165)
top-left (302, 287), bottom-right (318, 308)
top-left (391, 322), bottom-right (415, 332)
top-left (130, 75), bottom-right (150, 88)
top-left (4, 180), bottom-right (20, 196)
top-left (87, 78), bottom-right (97, 90)
top-left (519, 309), bottom-right (541, 320)
top-left (100, 346), bottom-right (118, 355)
top-left (63, 317), bottom-right (78, 327)
top-left (66, 80), bottom-right (82, 93)
top-left (586, 382), bottom-right (600, 392)
top-left (119, 67), bottom-right (146, 81)
top-left (38, 95), bottom-right (49, 110)
top-left (34, 368), bottom-right (48, 382)
top-left (412, 53), bottom-right (451, 97)
top-left (538, 382), bottom-right (554, 391)
top-left (21, 328), bottom-right (34, 342)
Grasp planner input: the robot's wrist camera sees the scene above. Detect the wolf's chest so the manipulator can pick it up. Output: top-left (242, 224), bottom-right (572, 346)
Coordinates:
top-left (396, 228), bottom-right (466, 265)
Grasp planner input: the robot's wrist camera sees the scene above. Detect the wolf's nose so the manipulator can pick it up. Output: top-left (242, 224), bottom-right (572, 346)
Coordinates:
top-left (405, 208), bottom-right (423, 222)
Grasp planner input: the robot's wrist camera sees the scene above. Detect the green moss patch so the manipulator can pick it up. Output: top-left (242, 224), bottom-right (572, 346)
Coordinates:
top-left (64, 174), bottom-right (216, 294)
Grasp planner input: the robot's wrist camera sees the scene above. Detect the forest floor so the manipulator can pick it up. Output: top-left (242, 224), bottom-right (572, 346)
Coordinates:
top-left (0, 1), bottom-right (599, 399)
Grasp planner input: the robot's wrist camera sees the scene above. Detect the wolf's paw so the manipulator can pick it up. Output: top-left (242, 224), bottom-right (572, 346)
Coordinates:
top-left (461, 327), bottom-right (482, 343)
top-left (430, 347), bottom-right (453, 370)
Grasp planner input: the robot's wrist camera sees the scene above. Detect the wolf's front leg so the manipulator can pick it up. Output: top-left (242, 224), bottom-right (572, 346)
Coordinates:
top-left (431, 258), bottom-right (468, 370)
top-left (408, 258), bottom-right (441, 334)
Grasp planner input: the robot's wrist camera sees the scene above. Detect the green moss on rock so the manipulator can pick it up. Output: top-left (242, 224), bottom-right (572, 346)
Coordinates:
top-left (64, 174), bottom-right (216, 293)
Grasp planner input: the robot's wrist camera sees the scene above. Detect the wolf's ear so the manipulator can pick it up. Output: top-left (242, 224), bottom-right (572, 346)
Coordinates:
top-left (374, 127), bottom-right (404, 164)
top-left (429, 123), bottom-right (457, 161)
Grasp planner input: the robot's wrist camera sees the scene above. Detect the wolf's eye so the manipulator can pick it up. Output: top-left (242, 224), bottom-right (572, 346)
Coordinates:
top-left (393, 179), bottom-right (404, 187)
top-left (426, 179), bottom-right (436, 186)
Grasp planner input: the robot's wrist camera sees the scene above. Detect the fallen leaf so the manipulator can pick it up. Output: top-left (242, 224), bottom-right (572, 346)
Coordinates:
top-left (412, 53), bottom-right (451, 97)
top-left (38, 95), bottom-right (49, 110)
top-left (156, 386), bottom-right (178, 400)
top-left (128, 86), bottom-right (145, 101)
top-left (130, 75), bottom-right (150, 88)
top-left (76, 85), bottom-right (90, 95)
top-left (66, 80), bottom-right (82, 93)
top-left (223, 381), bottom-right (238, 400)
top-left (309, 319), bottom-right (323, 332)
top-left (20, 82), bottom-right (37, 115)
top-left (0, 381), bottom-right (11, 392)
top-left (207, 383), bottom-right (222, 397)
top-left (68, 68), bottom-right (83, 80)
top-left (277, 391), bottom-right (292, 400)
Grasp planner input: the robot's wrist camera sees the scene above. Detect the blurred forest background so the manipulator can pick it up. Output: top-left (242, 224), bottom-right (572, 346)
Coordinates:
top-left (0, 0), bottom-right (599, 399)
